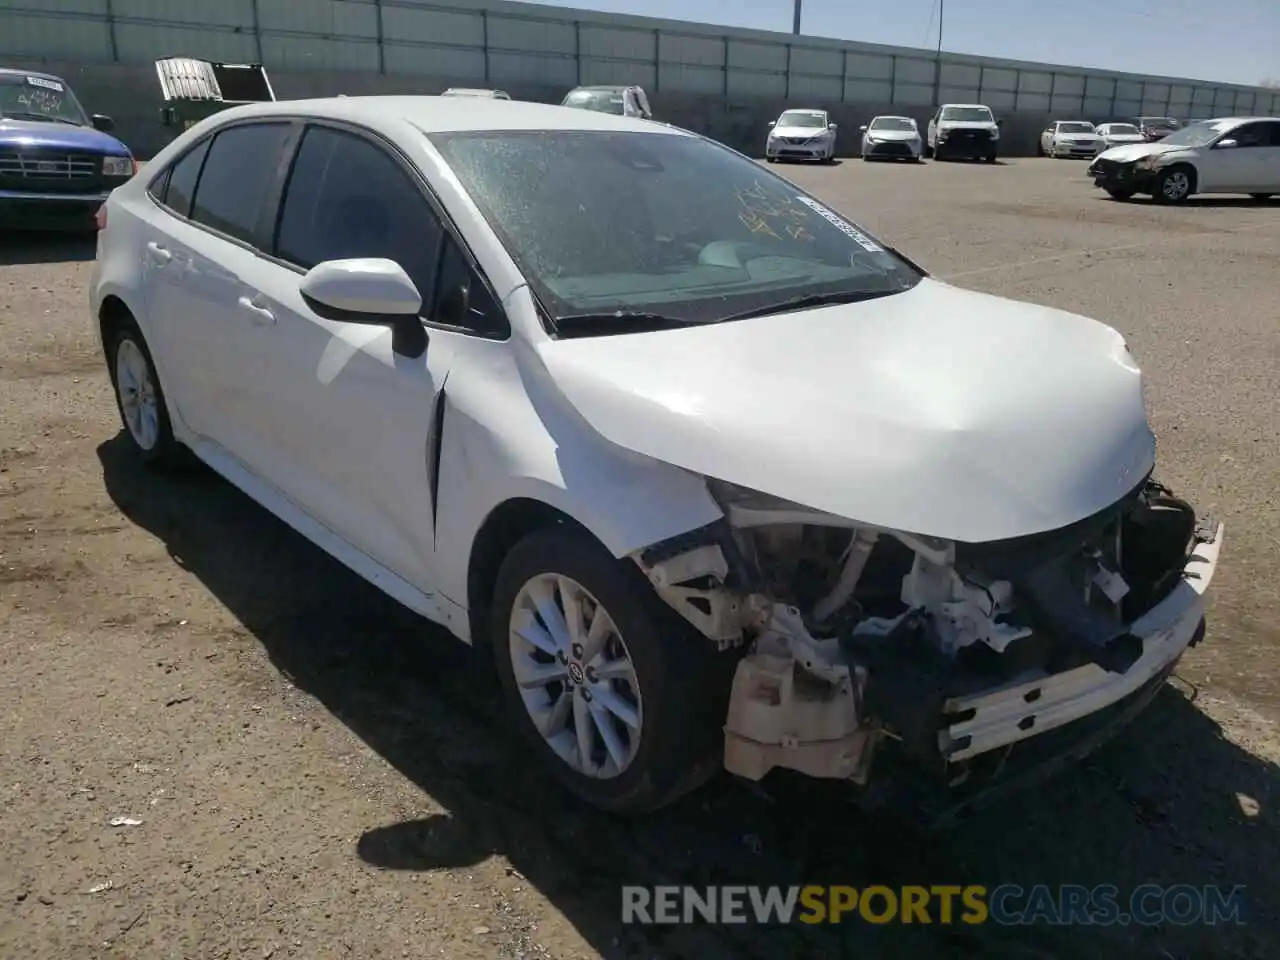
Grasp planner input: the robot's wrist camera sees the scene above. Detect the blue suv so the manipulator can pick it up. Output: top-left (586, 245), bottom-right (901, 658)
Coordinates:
top-left (0, 67), bottom-right (135, 231)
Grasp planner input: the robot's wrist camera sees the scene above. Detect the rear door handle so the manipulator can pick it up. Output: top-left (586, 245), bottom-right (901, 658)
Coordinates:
top-left (237, 295), bottom-right (276, 327)
top-left (146, 241), bottom-right (171, 265)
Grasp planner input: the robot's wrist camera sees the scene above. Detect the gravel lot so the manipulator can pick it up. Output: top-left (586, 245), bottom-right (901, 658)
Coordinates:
top-left (1, 157), bottom-right (1277, 960)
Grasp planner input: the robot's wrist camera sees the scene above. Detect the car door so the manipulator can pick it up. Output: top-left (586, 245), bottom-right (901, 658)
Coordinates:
top-left (233, 122), bottom-right (505, 593)
top-left (140, 121), bottom-right (298, 453)
top-left (1255, 121), bottom-right (1280, 191)
top-left (1200, 121), bottom-right (1269, 192)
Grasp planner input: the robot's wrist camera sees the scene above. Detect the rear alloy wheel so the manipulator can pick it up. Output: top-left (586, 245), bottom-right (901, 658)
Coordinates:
top-left (1155, 166), bottom-right (1193, 204)
top-left (492, 527), bottom-right (732, 813)
top-left (108, 323), bottom-right (180, 466)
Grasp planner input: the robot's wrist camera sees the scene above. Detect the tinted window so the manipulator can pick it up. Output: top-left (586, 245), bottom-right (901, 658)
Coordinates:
top-left (1231, 123), bottom-right (1268, 147)
top-left (161, 139), bottom-right (210, 218)
top-left (146, 166), bottom-right (172, 204)
top-left (431, 130), bottom-right (921, 328)
top-left (189, 123), bottom-right (291, 243)
top-left (275, 126), bottom-right (443, 306)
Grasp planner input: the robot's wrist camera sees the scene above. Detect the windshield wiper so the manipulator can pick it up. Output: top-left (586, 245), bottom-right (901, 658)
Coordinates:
top-left (550, 310), bottom-right (698, 339)
top-left (2, 112), bottom-right (79, 125)
top-left (716, 289), bottom-right (898, 323)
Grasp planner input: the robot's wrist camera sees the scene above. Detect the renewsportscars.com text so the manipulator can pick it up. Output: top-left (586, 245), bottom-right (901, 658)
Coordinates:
top-left (622, 884), bottom-right (1247, 926)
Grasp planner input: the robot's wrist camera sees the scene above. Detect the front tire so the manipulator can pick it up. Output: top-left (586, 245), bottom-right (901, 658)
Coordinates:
top-left (107, 321), bottom-right (180, 466)
top-left (1105, 187), bottom-right (1137, 201)
top-left (491, 526), bottom-right (732, 814)
top-left (1155, 166), bottom-right (1193, 204)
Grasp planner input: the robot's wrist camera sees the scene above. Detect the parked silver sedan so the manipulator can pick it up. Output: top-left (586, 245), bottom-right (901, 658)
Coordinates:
top-left (859, 115), bottom-right (923, 161)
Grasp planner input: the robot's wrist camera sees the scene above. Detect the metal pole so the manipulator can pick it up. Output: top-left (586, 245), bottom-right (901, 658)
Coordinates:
top-left (932, 0), bottom-right (944, 105)
top-left (792, 0), bottom-right (801, 35)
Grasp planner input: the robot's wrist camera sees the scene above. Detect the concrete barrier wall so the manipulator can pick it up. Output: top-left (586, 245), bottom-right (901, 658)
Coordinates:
top-left (5, 0), bottom-right (1277, 158)
top-left (0, 57), bottom-right (1141, 162)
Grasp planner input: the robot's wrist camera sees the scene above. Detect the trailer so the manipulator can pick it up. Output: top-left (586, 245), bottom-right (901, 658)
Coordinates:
top-left (155, 57), bottom-right (276, 135)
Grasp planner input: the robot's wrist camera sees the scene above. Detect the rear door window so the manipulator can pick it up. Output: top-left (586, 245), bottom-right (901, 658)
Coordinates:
top-left (188, 123), bottom-right (293, 244)
top-left (156, 138), bottom-right (210, 218)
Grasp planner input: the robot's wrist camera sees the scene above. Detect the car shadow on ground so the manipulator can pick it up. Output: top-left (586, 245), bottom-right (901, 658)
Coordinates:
top-left (97, 435), bottom-right (1277, 960)
top-left (0, 232), bottom-right (96, 266)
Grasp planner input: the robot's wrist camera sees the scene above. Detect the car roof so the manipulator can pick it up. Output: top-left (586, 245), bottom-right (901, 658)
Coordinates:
top-left (0, 67), bottom-right (67, 83)
top-left (569, 85), bottom-right (634, 92)
top-left (940, 103), bottom-right (991, 109)
top-left (870, 115), bottom-right (914, 121)
top-left (205, 95), bottom-right (682, 136)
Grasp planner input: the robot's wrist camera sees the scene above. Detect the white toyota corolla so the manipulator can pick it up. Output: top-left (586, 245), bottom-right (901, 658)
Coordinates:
top-left (91, 96), bottom-right (1222, 819)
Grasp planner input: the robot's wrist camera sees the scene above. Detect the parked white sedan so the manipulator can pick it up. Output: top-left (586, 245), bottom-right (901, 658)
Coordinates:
top-left (91, 96), bottom-right (1222, 817)
top-left (765, 108), bottom-right (837, 162)
top-left (1089, 116), bottom-right (1280, 202)
top-left (1039, 121), bottom-right (1102, 158)
top-left (1094, 122), bottom-right (1146, 151)
top-left (859, 115), bottom-right (923, 161)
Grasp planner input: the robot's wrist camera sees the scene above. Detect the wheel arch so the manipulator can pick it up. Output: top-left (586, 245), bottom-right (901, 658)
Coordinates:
top-left (465, 496), bottom-right (597, 652)
top-left (97, 293), bottom-right (137, 360)
top-left (1163, 160), bottom-right (1199, 194)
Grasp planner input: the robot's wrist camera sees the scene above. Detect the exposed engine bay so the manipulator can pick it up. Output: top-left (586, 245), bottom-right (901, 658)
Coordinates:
top-left (633, 476), bottom-right (1223, 793)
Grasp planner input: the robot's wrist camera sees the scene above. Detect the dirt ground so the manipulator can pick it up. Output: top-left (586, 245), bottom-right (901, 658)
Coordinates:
top-left (1, 159), bottom-right (1278, 960)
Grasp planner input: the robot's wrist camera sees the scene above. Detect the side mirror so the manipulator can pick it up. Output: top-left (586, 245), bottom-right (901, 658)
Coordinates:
top-left (996, 118), bottom-right (1003, 127)
top-left (828, 122), bottom-right (837, 130)
top-left (91, 114), bottom-right (115, 132)
top-left (859, 124), bottom-right (868, 132)
top-left (299, 258), bottom-right (427, 359)
top-left (767, 120), bottom-right (776, 128)
top-left (1215, 138), bottom-right (1238, 149)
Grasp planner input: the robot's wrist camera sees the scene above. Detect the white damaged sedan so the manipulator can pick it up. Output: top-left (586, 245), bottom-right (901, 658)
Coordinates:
top-left (92, 96), bottom-right (1223, 819)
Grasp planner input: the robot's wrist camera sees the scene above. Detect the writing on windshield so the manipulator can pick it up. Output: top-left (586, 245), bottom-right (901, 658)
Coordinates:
top-left (736, 181), bottom-right (814, 242)
top-left (0, 75), bottom-right (85, 124)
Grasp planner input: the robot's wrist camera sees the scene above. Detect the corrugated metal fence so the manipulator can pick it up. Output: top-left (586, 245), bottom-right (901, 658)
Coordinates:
top-left (4, 0), bottom-right (1279, 119)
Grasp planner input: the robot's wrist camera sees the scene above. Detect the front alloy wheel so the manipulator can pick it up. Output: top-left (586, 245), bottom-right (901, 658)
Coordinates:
top-left (1156, 167), bottom-right (1192, 203)
top-left (508, 573), bottom-right (643, 780)
top-left (491, 527), bottom-right (732, 813)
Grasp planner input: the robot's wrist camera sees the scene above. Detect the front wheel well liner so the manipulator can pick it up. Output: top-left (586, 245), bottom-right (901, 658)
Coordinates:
top-left (465, 498), bottom-right (593, 651)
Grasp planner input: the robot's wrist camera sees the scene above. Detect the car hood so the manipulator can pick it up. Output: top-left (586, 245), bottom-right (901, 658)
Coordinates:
top-left (1097, 141), bottom-right (1179, 163)
top-left (865, 128), bottom-right (919, 141)
top-left (0, 118), bottom-right (130, 155)
top-left (772, 125), bottom-right (830, 138)
top-left (537, 278), bottom-right (1155, 545)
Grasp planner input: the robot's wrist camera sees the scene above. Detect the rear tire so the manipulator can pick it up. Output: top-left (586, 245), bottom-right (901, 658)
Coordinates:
top-left (491, 526), bottom-right (733, 814)
top-left (106, 320), bottom-right (181, 467)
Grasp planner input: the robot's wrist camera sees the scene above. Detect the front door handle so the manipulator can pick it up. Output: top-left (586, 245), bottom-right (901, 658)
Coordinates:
top-left (237, 295), bottom-right (276, 327)
top-left (146, 241), bottom-right (171, 265)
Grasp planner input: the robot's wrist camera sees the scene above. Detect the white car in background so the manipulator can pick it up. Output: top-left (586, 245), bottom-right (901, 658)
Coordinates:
top-left (1039, 121), bottom-right (1102, 158)
top-left (561, 85), bottom-right (652, 120)
top-left (859, 116), bottom-right (923, 161)
top-left (765, 109), bottom-right (837, 162)
top-left (1094, 122), bottom-right (1146, 151)
top-left (442, 88), bottom-right (511, 100)
top-left (90, 95), bottom-right (1222, 819)
top-left (1089, 115), bottom-right (1280, 202)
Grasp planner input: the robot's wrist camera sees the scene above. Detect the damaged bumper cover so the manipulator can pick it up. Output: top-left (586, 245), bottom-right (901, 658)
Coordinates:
top-left (941, 519), bottom-right (1221, 762)
top-left (634, 482), bottom-right (1224, 799)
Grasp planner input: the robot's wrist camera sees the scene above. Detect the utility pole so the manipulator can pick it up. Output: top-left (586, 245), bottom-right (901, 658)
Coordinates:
top-left (792, 0), bottom-right (802, 34)
top-left (932, 0), bottom-right (945, 105)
